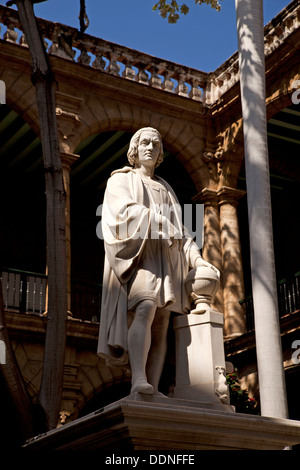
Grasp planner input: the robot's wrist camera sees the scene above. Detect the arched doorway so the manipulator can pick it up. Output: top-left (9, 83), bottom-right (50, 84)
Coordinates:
top-left (237, 103), bottom-right (300, 329)
top-left (70, 129), bottom-right (198, 321)
top-left (0, 104), bottom-right (46, 314)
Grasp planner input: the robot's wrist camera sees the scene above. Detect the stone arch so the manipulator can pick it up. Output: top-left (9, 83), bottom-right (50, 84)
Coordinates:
top-left (12, 338), bottom-right (44, 405)
top-left (267, 90), bottom-right (298, 121)
top-left (266, 65), bottom-right (300, 120)
top-left (2, 66), bottom-right (40, 136)
top-left (0, 103), bottom-right (46, 274)
top-left (71, 125), bottom-right (201, 204)
top-left (67, 95), bottom-right (205, 191)
top-left (69, 124), bottom-right (200, 311)
top-left (73, 357), bottom-right (131, 419)
top-left (77, 377), bottom-right (131, 419)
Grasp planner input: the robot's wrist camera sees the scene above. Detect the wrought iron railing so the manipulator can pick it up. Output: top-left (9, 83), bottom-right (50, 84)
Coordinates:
top-left (1, 267), bottom-right (47, 314)
top-left (2, 267), bottom-right (299, 328)
top-left (1, 267), bottom-right (101, 322)
top-left (240, 271), bottom-right (300, 332)
top-left (278, 272), bottom-right (300, 317)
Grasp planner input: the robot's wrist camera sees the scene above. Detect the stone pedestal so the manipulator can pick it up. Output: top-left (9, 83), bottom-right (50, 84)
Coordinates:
top-left (173, 310), bottom-right (232, 409)
top-left (23, 310), bottom-right (300, 451)
top-left (23, 394), bottom-right (300, 450)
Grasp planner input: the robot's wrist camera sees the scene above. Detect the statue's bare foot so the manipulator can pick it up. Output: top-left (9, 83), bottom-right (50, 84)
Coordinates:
top-left (131, 378), bottom-right (154, 395)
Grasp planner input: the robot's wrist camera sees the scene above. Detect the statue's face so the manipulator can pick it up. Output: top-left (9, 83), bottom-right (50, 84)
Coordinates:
top-left (137, 130), bottom-right (161, 169)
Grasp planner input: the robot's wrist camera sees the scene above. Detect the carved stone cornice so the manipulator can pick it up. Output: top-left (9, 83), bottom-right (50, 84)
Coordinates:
top-left (193, 186), bottom-right (246, 207)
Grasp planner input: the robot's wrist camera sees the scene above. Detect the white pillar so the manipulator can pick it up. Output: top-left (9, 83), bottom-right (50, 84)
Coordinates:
top-left (235, 0), bottom-right (288, 418)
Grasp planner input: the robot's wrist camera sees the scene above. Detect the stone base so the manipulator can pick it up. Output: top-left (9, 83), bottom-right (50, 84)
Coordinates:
top-left (130, 392), bottom-right (235, 413)
top-left (173, 310), bottom-right (231, 405)
top-left (24, 394), bottom-right (300, 450)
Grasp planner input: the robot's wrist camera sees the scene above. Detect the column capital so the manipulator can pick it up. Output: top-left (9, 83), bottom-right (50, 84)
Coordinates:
top-left (192, 188), bottom-right (219, 205)
top-left (60, 151), bottom-right (80, 169)
top-left (217, 186), bottom-right (246, 206)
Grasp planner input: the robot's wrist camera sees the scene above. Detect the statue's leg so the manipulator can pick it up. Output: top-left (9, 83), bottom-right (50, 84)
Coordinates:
top-left (146, 308), bottom-right (171, 395)
top-left (128, 299), bottom-right (157, 394)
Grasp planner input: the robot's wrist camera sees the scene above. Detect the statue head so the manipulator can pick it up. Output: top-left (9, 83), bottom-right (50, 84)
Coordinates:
top-left (127, 127), bottom-right (164, 168)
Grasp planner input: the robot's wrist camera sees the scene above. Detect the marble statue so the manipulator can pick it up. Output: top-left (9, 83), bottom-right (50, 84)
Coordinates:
top-left (97, 127), bottom-right (220, 395)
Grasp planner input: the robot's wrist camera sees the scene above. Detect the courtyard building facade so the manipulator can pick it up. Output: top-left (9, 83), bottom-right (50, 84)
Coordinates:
top-left (0, 1), bottom-right (299, 442)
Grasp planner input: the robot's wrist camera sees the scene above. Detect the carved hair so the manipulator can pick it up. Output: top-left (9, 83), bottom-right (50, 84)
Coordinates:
top-left (127, 127), bottom-right (164, 168)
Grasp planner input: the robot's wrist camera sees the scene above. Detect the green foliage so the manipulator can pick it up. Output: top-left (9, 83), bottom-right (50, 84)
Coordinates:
top-left (226, 371), bottom-right (259, 415)
top-left (153, 0), bottom-right (223, 24)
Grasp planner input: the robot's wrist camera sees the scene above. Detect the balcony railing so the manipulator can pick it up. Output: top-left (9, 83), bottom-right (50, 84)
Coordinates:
top-left (2, 267), bottom-right (299, 328)
top-left (1, 268), bottom-right (101, 322)
top-left (1, 267), bottom-right (47, 314)
top-left (0, 3), bottom-right (299, 106)
top-left (0, 5), bottom-right (207, 104)
top-left (240, 271), bottom-right (300, 332)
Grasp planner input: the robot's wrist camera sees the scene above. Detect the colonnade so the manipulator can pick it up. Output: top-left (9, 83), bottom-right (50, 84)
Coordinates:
top-left (58, 145), bottom-right (247, 338)
top-left (195, 186), bottom-right (246, 337)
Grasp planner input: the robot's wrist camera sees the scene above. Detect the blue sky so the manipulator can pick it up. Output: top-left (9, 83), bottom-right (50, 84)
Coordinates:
top-left (2, 0), bottom-right (292, 72)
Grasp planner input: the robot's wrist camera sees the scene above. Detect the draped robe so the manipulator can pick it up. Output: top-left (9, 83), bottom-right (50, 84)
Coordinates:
top-left (97, 167), bottom-right (201, 367)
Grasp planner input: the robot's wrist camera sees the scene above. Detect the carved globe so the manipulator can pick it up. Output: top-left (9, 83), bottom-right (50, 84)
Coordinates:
top-left (185, 266), bottom-right (220, 314)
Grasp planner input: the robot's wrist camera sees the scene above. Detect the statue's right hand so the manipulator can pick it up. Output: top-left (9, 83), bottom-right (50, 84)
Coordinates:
top-left (170, 236), bottom-right (183, 252)
top-left (159, 217), bottom-right (183, 251)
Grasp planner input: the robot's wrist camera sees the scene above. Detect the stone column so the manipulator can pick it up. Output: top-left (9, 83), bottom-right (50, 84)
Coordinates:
top-left (193, 189), bottom-right (223, 313)
top-left (217, 187), bottom-right (246, 337)
top-left (61, 152), bottom-right (79, 316)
